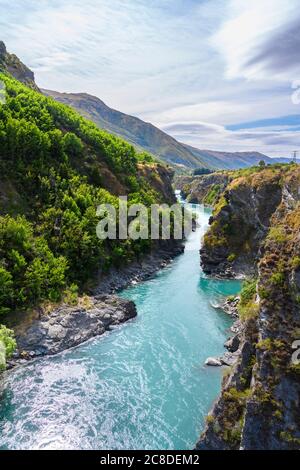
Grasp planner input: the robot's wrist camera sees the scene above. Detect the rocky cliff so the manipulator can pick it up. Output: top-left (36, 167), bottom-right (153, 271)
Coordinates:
top-left (200, 167), bottom-right (285, 277)
top-left (174, 173), bottom-right (229, 204)
top-left (196, 163), bottom-right (300, 450)
top-left (0, 41), bottom-right (38, 91)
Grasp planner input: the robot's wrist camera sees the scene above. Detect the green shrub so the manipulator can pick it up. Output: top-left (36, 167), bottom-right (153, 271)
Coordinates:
top-left (239, 302), bottom-right (259, 321)
top-left (291, 257), bottom-right (300, 270)
top-left (0, 267), bottom-right (14, 315)
top-left (0, 325), bottom-right (16, 370)
top-left (63, 284), bottom-right (79, 306)
top-left (267, 227), bottom-right (288, 244)
top-left (270, 272), bottom-right (285, 286)
top-left (203, 185), bottom-right (221, 205)
top-left (240, 279), bottom-right (257, 306)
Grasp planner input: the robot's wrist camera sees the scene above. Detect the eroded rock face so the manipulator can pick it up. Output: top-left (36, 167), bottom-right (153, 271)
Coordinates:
top-left (13, 295), bottom-right (137, 361)
top-left (201, 169), bottom-right (283, 277)
top-left (0, 41), bottom-right (38, 90)
top-left (174, 173), bottom-right (229, 204)
top-left (0, 41), bottom-right (6, 57)
top-left (197, 166), bottom-right (300, 450)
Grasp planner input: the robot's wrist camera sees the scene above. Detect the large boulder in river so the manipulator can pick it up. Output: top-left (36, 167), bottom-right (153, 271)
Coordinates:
top-left (205, 357), bottom-right (222, 367)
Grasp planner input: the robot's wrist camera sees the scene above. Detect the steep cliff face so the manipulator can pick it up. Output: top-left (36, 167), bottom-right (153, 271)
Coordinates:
top-left (197, 164), bottom-right (300, 450)
top-left (175, 173), bottom-right (229, 204)
top-left (0, 41), bottom-right (38, 90)
top-left (138, 163), bottom-right (175, 205)
top-left (200, 168), bottom-right (284, 277)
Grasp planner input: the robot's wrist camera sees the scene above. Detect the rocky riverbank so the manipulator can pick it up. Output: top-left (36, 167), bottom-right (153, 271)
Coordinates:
top-left (205, 297), bottom-right (241, 367)
top-left (196, 164), bottom-right (300, 450)
top-left (7, 295), bottom-right (137, 369)
top-left (6, 240), bottom-right (184, 370)
top-left (93, 240), bottom-right (184, 295)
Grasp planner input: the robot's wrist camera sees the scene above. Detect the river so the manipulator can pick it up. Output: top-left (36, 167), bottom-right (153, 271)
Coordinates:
top-left (0, 204), bottom-right (241, 450)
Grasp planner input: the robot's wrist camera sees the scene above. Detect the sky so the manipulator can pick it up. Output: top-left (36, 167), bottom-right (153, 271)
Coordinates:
top-left (0, 0), bottom-right (300, 157)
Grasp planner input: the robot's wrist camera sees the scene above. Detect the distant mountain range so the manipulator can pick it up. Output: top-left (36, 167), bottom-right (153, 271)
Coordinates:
top-left (1, 41), bottom-right (291, 171)
top-left (180, 145), bottom-right (291, 170)
top-left (43, 90), bottom-right (291, 171)
top-left (42, 90), bottom-right (209, 169)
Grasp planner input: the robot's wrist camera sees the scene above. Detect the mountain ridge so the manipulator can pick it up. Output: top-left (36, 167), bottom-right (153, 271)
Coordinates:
top-left (44, 89), bottom-right (279, 171)
top-left (0, 41), bottom-right (38, 91)
top-left (42, 89), bottom-right (210, 170)
top-left (0, 41), bottom-right (290, 172)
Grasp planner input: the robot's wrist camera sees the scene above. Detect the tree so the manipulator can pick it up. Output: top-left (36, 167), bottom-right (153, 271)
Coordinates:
top-left (193, 168), bottom-right (213, 176)
top-left (63, 132), bottom-right (84, 158)
top-left (0, 325), bottom-right (16, 370)
top-left (0, 267), bottom-right (14, 315)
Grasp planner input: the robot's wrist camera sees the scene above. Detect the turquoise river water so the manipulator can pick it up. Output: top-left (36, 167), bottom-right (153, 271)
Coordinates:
top-left (0, 204), bottom-right (241, 450)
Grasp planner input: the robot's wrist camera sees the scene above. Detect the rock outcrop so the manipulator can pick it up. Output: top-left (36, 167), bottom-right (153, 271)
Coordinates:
top-left (93, 240), bottom-right (184, 295)
top-left (10, 295), bottom-right (137, 364)
top-left (0, 41), bottom-right (38, 90)
top-left (138, 162), bottom-right (176, 205)
top-left (201, 168), bottom-right (283, 277)
top-left (197, 164), bottom-right (300, 450)
top-left (174, 173), bottom-right (229, 204)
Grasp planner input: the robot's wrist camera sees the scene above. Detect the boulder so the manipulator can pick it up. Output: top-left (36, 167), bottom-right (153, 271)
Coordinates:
top-left (205, 357), bottom-right (222, 367)
top-left (224, 334), bottom-right (240, 352)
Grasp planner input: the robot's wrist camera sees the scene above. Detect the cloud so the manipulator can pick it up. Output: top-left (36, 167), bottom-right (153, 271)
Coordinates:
top-left (246, 18), bottom-right (300, 77)
top-left (227, 115), bottom-right (300, 131)
top-left (0, 0), bottom-right (299, 156)
top-left (161, 119), bottom-right (300, 157)
top-left (212, 0), bottom-right (300, 81)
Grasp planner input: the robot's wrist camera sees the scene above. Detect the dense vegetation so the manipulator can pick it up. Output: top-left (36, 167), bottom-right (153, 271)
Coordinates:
top-left (0, 72), bottom-right (162, 318)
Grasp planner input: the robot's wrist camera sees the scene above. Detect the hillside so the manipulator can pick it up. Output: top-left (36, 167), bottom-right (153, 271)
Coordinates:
top-left (184, 164), bottom-right (300, 449)
top-left (0, 41), bottom-right (38, 91)
top-left (0, 70), bottom-right (177, 327)
top-left (44, 89), bottom-right (280, 171)
top-left (182, 145), bottom-right (288, 170)
top-left (42, 90), bottom-right (210, 170)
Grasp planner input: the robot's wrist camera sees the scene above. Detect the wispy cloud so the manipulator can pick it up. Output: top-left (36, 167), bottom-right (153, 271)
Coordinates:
top-left (162, 118), bottom-right (300, 157)
top-left (212, 0), bottom-right (300, 81)
top-left (0, 0), bottom-right (299, 156)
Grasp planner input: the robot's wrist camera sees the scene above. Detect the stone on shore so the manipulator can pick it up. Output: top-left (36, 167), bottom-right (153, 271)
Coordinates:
top-left (205, 357), bottom-right (222, 367)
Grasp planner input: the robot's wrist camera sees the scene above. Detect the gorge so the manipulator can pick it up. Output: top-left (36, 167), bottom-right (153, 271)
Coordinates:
top-left (1, 40), bottom-right (300, 452)
top-left (0, 204), bottom-right (241, 450)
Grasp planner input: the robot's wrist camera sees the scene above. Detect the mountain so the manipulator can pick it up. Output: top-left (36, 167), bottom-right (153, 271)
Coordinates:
top-left (0, 41), bottom-right (38, 91)
top-left (42, 90), bottom-right (210, 170)
top-left (1, 41), bottom-right (288, 171)
top-left (43, 89), bottom-right (280, 171)
top-left (182, 145), bottom-right (290, 169)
